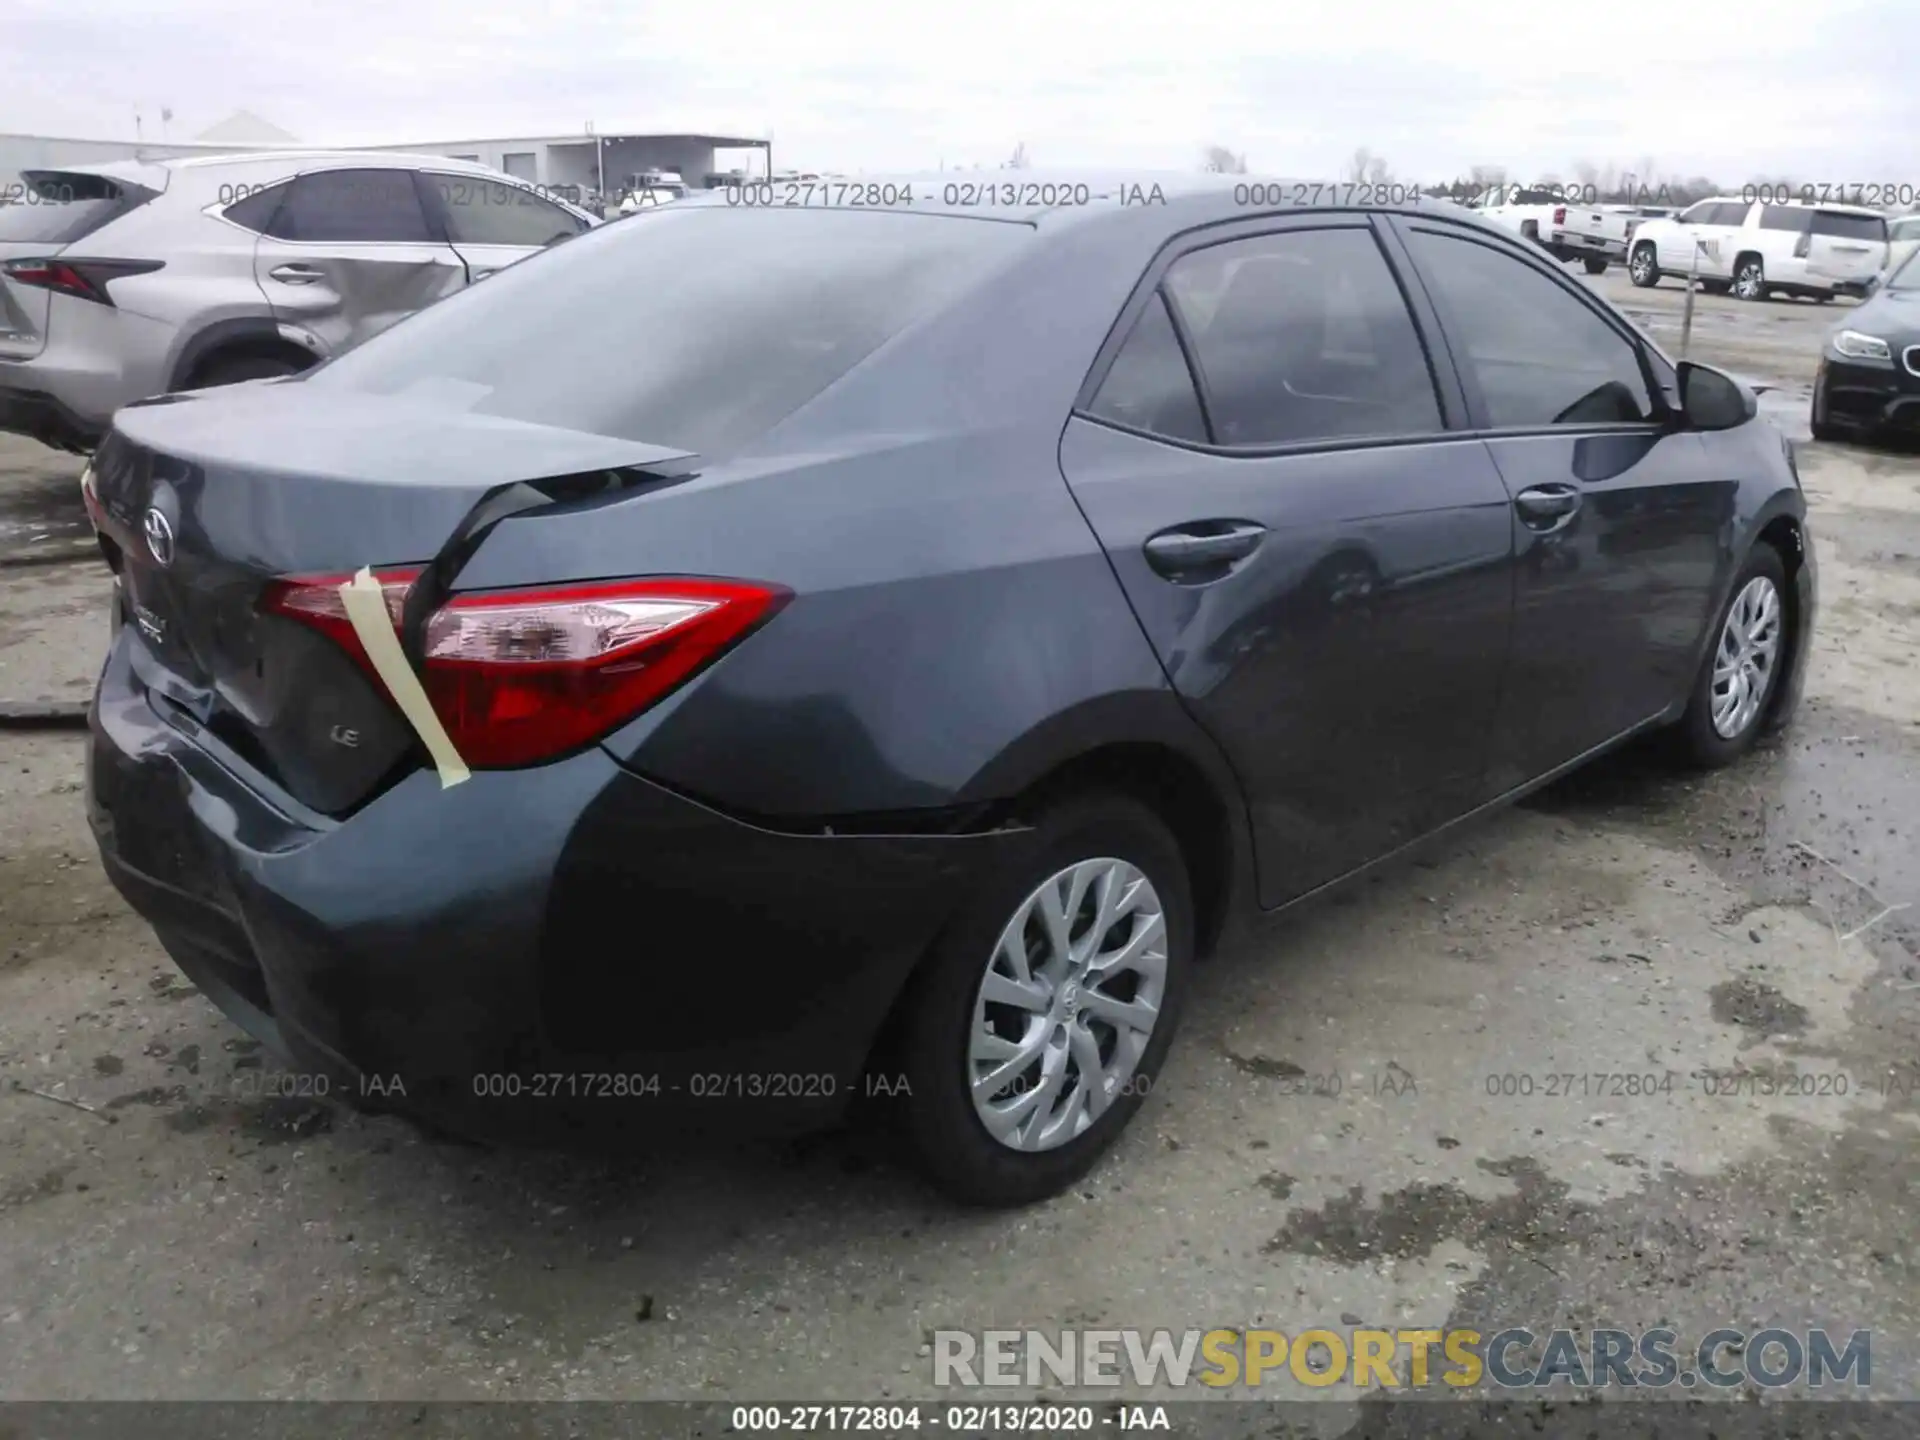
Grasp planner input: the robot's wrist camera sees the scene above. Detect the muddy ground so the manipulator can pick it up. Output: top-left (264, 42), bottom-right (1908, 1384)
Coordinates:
top-left (0, 272), bottom-right (1915, 1433)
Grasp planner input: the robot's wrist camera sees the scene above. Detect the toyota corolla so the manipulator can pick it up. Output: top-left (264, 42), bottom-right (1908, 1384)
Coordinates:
top-left (83, 175), bottom-right (1815, 1206)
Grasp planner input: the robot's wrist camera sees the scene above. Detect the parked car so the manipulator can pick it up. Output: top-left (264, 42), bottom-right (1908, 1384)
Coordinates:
top-left (84, 175), bottom-right (1814, 1206)
top-left (1627, 197), bottom-right (1889, 301)
top-left (0, 151), bottom-right (597, 453)
top-left (1810, 246), bottom-right (1920, 443)
top-left (1474, 185), bottom-right (1630, 273)
top-left (1884, 213), bottom-right (1920, 280)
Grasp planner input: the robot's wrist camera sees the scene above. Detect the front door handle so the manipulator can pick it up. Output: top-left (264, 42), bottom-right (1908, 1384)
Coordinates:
top-left (1142, 521), bottom-right (1267, 579)
top-left (1513, 484), bottom-right (1582, 529)
top-left (268, 263), bottom-right (325, 284)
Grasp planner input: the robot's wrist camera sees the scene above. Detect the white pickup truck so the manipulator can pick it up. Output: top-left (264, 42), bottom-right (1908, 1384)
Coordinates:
top-left (1472, 186), bottom-right (1633, 274)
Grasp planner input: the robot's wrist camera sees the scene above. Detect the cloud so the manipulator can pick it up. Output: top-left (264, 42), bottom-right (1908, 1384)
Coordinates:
top-left (2, 0), bottom-right (1914, 180)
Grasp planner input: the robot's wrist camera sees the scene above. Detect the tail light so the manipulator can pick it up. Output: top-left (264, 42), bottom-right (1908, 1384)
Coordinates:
top-left (2, 257), bottom-right (160, 307)
top-left (261, 571), bottom-right (790, 767)
top-left (1552, 206), bottom-right (1567, 226)
top-left (4, 259), bottom-right (106, 303)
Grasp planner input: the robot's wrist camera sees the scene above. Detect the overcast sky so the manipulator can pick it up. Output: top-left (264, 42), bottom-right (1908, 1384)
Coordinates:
top-left (4, 0), bottom-right (1914, 184)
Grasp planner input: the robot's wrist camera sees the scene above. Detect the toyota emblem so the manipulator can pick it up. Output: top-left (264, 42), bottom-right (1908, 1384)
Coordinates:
top-left (143, 507), bottom-right (175, 568)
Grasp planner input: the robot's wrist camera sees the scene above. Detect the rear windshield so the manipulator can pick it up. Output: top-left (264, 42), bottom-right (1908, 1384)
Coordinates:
top-left (1810, 210), bottom-right (1888, 242)
top-left (308, 205), bottom-right (1029, 456)
top-left (0, 171), bottom-right (142, 245)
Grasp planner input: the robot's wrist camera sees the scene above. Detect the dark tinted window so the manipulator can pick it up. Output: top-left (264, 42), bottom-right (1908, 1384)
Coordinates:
top-left (307, 207), bottom-right (1027, 455)
top-left (1406, 229), bottom-right (1653, 428)
top-left (1162, 228), bottom-right (1442, 447)
top-left (1708, 201), bottom-right (1752, 226)
top-left (270, 169), bottom-right (434, 243)
top-left (1088, 292), bottom-right (1207, 442)
top-left (1759, 205), bottom-right (1811, 233)
top-left (426, 175), bottom-right (588, 246)
top-left (1679, 201), bottom-right (1717, 224)
top-left (1811, 210), bottom-right (1888, 242)
top-left (222, 180), bottom-right (291, 233)
top-left (0, 171), bottom-right (144, 245)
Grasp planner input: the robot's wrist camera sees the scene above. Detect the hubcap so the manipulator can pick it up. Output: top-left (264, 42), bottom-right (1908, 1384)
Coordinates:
top-left (1710, 575), bottom-right (1782, 738)
top-left (1737, 263), bottom-right (1762, 298)
top-left (1631, 249), bottom-right (1652, 281)
top-left (967, 857), bottom-right (1167, 1152)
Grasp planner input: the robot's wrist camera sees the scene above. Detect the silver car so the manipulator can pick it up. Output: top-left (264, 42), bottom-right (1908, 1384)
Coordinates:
top-left (0, 150), bottom-right (596, 453)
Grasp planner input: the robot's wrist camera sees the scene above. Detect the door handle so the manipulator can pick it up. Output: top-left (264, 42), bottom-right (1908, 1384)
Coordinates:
top-left (1513, 484), bottom-right (1582, 529)
top-left (1142, 521), bottom-right (1267, 579)
top-left (268, 264), bottom-right (325, 284)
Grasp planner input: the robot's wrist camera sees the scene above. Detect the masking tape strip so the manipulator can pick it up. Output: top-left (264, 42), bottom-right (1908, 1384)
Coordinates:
top-left (338, 566), bottom-right (471, 789)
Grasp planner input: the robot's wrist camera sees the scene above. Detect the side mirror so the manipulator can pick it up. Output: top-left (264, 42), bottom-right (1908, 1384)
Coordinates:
top-left (1676, 361), bottom-right (1756, 431)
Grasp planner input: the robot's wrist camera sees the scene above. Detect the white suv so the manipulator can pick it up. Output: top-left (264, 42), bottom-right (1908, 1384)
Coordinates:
top-left (1626, 197), bottom-right (1889, 301)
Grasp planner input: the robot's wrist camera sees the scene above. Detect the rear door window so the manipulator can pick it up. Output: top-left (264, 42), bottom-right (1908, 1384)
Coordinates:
top-left (1160, 227), bottom-right (1444, 447)
top-left (221, 181), bottom-right (292, 234)
top-left (305, 207), bottom-right (1029, 456)
top-left (268, 169), bottom-right (436, 244)
top-left (422, 174), bottom-right (589, 247)
top-left (1759, 205), bottom-right (1811, 234)
top-left (0, 171), bottom-right (149, 245)
top-left (1087, 292), bottom-right (1208, 443)
top-left (1810, 210), bottom-right (1889, 243)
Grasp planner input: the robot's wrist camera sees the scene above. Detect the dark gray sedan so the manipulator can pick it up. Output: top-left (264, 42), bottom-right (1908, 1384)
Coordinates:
top-left (82, 173), bottom-right (1815, 1206)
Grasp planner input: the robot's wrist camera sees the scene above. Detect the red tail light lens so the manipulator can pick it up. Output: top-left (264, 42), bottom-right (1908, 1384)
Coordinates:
top-left (3, 258), bottom-right (105, 303)
top-left (261, 572), bottom-right (789, 767)
top-left (1552, 206), bottom-right (1567, 226)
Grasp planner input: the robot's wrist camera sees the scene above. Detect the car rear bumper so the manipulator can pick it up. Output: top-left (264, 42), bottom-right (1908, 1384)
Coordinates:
top-left (1549, 231), bottom-right (1627, 261)
top-left (0, 383), bottom-right (103, 452)
top-left (86, 632), bottom-right (1033, 1145)
top-left (1814, 355), bottom-right (1920, 436)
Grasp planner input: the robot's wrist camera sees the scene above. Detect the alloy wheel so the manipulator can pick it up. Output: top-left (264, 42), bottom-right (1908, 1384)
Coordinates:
top-left (1736, 262), bottom-right (1764, 299)
top-left (967, 857), bottom-right (1167, 1152)
top-left (1710, 575), bottom-right (1782, 738)
top-left (1630, 248), bottom-right (1654, 284)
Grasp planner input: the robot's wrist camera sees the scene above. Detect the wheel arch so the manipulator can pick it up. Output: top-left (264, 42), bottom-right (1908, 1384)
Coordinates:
top-left (167, 317), bottom-right (321, 391)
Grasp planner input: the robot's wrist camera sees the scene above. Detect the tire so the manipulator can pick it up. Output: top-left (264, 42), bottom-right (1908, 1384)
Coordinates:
top-left (894, 792), bottom-right (1193, 1206)
top-left (1675, 545), bottom-right (1791, 767)
top-left (1733, 256), bottom-right (1767, 301)
top-left (1628, 243), bottom-right (1660, 287)
top-left (1582, 256), bottom-right (1609, 275)
top-left (188, 353), bottom-right (306, 388)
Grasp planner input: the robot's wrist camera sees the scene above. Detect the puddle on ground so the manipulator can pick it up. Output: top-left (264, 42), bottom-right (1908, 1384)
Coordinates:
top-left (0, 468), bottom-right (90, 561)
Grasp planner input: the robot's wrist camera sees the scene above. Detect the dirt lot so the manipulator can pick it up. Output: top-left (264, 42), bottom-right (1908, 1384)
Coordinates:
top-left (1, 273), bottom-right (1916, 1428)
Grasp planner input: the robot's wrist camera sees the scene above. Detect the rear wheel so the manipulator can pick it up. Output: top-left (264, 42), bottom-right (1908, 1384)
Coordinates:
top-left (1733, 256), bottom-right (1767, 301)
top-left (1675, 546), bottom-right (1790, 766)
top-left (1628, 243), bottom-right (1660, 287)
top-left (895, 793), bottom-right (1192, 1206)
top-left (188, 352), bottom-right (306, 388)
top-left (1582, 256), bottom-right (1609, 275)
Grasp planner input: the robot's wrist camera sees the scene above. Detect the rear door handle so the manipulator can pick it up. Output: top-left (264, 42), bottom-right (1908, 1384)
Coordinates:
top-left (268, 263), bottom-right (326, 284)
top-left (1513, 484), bottom-right (1582, 529)
top-left (1142, 521), bottom-right (1267, 579)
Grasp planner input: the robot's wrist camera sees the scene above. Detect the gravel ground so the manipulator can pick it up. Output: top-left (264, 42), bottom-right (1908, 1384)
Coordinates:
top-left (0, 272), bottom-right (1916, 1433)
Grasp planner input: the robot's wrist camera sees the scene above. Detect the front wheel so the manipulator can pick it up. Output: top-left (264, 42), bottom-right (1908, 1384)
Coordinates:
top-left (1628, 243), bottom-right (1660, 287)
top-left (1582, 256), bottom-right (1609, 275)
top-left (894, 793), bottom-right (1193, 1206)
top-left (1675, 546), bottom-right (1791, 766)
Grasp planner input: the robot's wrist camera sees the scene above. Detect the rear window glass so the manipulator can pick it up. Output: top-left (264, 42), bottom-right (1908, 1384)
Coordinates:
top-left (1811, 210), bottom-right (1888, 242)
top-left (0, 171), bottom-right (140, 245)
top-left (307, 206), bottom-right (1029, 456)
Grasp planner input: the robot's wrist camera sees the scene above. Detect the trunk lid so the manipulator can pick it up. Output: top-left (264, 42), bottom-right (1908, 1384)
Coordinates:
top-left (0, 166), bottom-right (165, 360)
top-left (93, 382), bottom-right (693, 815)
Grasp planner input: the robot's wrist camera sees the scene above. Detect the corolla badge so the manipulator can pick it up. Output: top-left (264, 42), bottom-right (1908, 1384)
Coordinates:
top-left (143, 507), bottom-right (175, 568)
